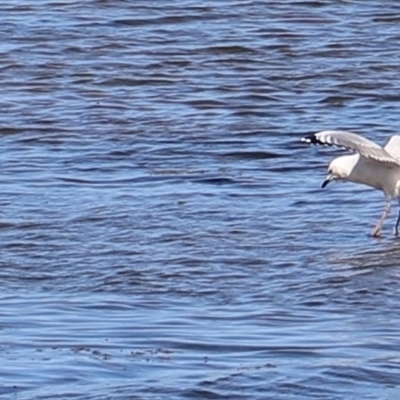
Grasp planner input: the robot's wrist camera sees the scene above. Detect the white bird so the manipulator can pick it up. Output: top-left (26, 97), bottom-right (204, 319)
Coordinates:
top-left (301, 130), bottom-right (400, 237)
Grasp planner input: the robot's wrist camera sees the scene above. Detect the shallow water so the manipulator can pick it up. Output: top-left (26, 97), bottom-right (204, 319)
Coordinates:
top-left (2, 1), bottom-right (400, 399)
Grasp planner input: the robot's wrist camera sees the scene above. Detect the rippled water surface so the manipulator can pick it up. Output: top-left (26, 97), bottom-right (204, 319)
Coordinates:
top-left (2, 1), bottom-right (400, 399)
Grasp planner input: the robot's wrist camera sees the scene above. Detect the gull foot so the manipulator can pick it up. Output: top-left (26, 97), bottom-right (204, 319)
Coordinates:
top-left (393, 227), bottom-right (399, 237)
top-left (371, 228), bottom-right (382, 238)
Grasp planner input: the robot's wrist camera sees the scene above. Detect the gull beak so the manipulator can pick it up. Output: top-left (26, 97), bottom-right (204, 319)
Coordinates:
top-left (321, 174), bottom-right (333, 189)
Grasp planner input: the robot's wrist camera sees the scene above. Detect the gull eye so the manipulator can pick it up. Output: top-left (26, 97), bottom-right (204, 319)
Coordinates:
top-left (328, 169), bottom-right (332, 174)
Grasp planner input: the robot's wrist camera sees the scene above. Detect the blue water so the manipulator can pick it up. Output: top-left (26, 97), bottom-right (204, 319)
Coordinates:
top-left (2, 1), bottom-right (400, 399)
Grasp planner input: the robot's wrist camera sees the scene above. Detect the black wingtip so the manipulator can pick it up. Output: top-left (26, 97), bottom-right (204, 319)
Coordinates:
top-left (300, 133), bottom-right (318, 144)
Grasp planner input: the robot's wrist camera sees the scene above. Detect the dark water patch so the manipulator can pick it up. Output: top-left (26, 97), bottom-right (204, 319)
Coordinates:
top-left (193, 177), bottom-right (241, 186)
top-left (373, 15), bottom-right (400, 23)
top-left (186, 99), bottom-right (227, 109)
top-left (205, 45), bottom-right (258, 54)
top-left (318, 95), bottom-right (357, 105)
top-left (220, 150), bottom-right (285, 159)
top-left (99, 77), bottom-right (177, 87)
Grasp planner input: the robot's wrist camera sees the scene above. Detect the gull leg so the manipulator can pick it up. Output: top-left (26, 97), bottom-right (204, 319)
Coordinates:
top-left (393, 200), bottom-right (400, 237)
top-left (372, 198), bottom-right (391, 237)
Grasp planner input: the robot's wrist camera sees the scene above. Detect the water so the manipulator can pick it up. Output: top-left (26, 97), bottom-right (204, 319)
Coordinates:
top-left (1, 1), bottom-right (400, 399)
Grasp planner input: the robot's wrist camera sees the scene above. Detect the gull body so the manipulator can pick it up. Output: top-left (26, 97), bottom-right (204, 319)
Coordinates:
top-left (326, 154), bottom-right (400, 194)
top-left (302, 130), bottom-right (400, 237)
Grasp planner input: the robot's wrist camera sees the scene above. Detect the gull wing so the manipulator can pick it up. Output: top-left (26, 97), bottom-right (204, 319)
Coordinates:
top-left (301, 130), bottom-right (400, 166)
top-left (384, 135), bottom-right (400, 160)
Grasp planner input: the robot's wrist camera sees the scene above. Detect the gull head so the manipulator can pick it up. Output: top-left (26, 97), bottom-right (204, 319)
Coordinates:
top-left (322, 155), bottom-right (358, 188)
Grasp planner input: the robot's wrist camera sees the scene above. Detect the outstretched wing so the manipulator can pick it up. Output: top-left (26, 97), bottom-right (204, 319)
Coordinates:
top-left (384, 135), bottom-right (400, 160)
top-left (301, 130), bottom-right (400, 166)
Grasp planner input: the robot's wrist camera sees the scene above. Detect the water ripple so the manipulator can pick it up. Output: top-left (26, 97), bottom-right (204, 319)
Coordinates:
top-left (1, 1), bottom-right (400, 399)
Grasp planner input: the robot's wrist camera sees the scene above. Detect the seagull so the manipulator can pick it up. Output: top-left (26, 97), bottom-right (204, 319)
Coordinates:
top-left (301, 130), bottom-right (400, 237)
